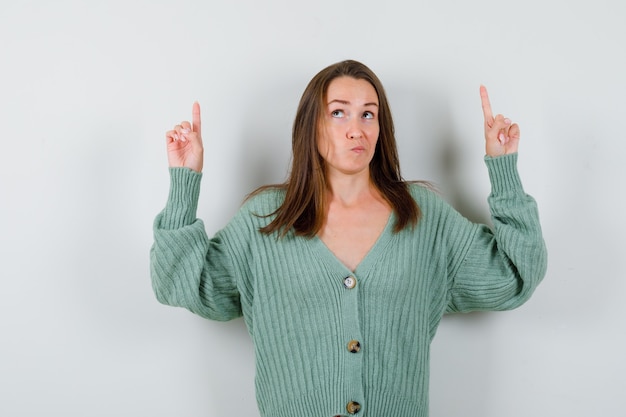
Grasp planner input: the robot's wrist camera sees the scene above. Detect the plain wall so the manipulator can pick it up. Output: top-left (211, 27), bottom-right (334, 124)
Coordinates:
top-left (1, 0), bottom-right (625, 415)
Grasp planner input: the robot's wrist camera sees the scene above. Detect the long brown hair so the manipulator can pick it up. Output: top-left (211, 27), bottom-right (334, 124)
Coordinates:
top-left (252, 60), bottom-right (420, 237)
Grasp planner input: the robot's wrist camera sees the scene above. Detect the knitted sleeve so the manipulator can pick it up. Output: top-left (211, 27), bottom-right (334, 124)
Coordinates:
top-left (149, 167), bottom-right (243, 321)
top-left (445, 153), bottom-right (547, 313)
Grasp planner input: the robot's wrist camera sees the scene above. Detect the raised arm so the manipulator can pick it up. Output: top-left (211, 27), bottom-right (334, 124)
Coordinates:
top-left (445, 88), bottom-right (547, 313)
top-left (150, 102), bottom-right (242, 321)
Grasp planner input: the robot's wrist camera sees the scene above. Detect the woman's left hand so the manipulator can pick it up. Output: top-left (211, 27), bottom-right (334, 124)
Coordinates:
top-left (480, 85), bottom-right (520, 157)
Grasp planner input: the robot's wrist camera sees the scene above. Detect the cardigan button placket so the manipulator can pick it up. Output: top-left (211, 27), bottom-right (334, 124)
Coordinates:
top-left (340, 272), bottom-right (364, 417)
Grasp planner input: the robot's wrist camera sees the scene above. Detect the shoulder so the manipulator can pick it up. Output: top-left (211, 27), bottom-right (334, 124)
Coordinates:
top-left (406, 181), bottom-right (461, 223)
top-left (241, 186), bottom-right (286, 215)
top-left (226, 186), bottom-right (286, 231)
top-left (407, 181), bottom-right (441, 205)
top-left (218, 187), bottom-right (286, 239)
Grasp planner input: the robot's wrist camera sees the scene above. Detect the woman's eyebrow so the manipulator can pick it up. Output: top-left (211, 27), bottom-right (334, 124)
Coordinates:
top-left (327, 99), bottom-right (379, 107)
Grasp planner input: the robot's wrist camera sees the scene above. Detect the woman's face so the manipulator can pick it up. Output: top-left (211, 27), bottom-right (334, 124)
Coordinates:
top-left (317, 76), bottom-right (380, 179)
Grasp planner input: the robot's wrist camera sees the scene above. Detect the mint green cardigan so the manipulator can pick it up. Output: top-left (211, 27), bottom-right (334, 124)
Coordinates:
top-left (150, 153), bottom-right (547, 417)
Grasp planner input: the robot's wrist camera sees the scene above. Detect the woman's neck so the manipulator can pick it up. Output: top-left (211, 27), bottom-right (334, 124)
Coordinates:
top-left (326, 169), bottom-right (381, 207)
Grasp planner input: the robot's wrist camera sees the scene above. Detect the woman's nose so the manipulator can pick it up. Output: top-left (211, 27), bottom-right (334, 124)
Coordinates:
top-left (347, 121), bottom-right (363, 139)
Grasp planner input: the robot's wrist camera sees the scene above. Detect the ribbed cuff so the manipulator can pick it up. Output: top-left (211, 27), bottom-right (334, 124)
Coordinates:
top-left (159, 167), bottom-right (203, 229)
top-left (484, 153), bottom-right (524, 195)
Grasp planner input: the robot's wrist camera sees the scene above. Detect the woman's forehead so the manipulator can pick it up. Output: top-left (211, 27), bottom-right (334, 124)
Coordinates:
top-left (325, 77), bottom-right (378, 105)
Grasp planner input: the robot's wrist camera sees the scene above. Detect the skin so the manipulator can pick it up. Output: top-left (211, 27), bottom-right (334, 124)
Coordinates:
top-left (480, 85), bottom-right (520, 157)
top-left (317, 77), bottom-right (381, 181)
top-left (165, 83), bottom-right (520, 271)
top-left (316, 77), bottom-right (391, 271)
top-left (166, 101), bottom-right (203, 173)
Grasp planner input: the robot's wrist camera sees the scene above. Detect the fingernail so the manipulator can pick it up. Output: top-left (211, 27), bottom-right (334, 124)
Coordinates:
top-left (181, 128), bottom-right (190, 134)
top-left (504, 118), bottom-right (511, 125)
top-left (498, 133), bottom-right (506, 144)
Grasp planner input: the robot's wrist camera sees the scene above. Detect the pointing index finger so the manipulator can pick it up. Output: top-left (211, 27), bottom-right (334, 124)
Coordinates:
top-left (192, 101), bottom-right (201, 135)
top-left (480, 85), bottom-right (493, 127)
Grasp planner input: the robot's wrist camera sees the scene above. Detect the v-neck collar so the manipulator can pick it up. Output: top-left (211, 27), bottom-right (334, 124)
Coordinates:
top-left (310, 212), bottom-right (396, 278)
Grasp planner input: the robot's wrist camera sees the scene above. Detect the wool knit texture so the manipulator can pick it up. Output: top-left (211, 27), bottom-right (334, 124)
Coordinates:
top-left (150, 153), bottom-right (547, 417)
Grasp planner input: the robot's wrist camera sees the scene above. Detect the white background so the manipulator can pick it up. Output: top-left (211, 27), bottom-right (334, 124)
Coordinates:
top-left (1, 0), bottom-right (625, 416)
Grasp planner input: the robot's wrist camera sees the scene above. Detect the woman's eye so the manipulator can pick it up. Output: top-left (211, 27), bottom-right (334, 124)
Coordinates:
top-left (331, 109), bottom-right (344, 118)
top-left (363, 111), bottom-right (375, 119)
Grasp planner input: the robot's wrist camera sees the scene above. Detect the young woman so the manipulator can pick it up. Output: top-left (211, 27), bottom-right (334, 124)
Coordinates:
top-left (151, 60), bottom-right (547, 417)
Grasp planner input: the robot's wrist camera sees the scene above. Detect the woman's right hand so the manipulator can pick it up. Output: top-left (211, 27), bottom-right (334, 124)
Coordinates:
top-left (165, 102), bottom-right (204, 173)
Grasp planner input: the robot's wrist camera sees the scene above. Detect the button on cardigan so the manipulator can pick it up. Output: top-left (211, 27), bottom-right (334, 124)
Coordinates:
top-left (150, 153), bottom-right (547, 417)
